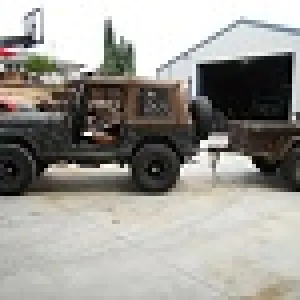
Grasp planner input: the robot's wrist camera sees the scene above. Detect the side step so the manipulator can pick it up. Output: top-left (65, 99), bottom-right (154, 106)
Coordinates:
top-left (57, 142), bottom-right (120, 164)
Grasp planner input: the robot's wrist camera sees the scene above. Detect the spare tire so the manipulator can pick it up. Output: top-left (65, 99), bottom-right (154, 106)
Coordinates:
top-left (188, 96), bottom-right (229, 143)
top-left (280, 145), bottom-right (300, 191)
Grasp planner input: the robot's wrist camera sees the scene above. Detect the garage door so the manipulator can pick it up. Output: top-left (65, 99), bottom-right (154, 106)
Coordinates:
top-left (196, 52), bottom-right (294, 120)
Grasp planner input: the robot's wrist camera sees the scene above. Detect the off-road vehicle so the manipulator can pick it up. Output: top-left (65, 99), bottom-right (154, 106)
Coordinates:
top-left (0, 7), bottom-right (223, 196)
top-left (0, 75), bottom-right (221, 195)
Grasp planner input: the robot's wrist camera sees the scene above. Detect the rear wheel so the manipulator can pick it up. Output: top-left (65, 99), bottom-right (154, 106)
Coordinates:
top-left (131, 144), bottom-right (181, 194)
top-left (0, 144), bottom-right (35, 196)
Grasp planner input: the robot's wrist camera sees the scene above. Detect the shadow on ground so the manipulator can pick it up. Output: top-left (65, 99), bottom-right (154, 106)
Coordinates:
top-left (215, 170), bottom-right (288, 191)
top-left (27, 165), bottom-right (289, 196)
top-left (29, 168), bottom-right (135, 195)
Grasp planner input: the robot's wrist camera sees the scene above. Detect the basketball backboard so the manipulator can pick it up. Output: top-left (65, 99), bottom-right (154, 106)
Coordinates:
top-left (0, 7), bottom-right (44, 49)
top-left (23, 7), bottom-right (44, 47)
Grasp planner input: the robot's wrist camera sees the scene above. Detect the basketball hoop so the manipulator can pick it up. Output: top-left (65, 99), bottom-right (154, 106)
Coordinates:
top-left (0, 7), bottom-right (44, 49)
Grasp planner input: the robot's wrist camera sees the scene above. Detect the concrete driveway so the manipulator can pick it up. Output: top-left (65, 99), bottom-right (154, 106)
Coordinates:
top-left (0, 152), bottom-right (300, 299)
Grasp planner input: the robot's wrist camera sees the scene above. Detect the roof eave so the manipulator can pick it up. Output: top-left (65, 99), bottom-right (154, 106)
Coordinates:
top-left (156, 18), bottom-right (244, 74)
top-left (156, 17), bottom-right (300, 75)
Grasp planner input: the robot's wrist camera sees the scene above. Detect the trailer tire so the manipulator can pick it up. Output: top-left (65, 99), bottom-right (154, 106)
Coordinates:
top-left (252, 156), bottom-right (278, 175)
top-left (280, 146), bottom-right (300, 191)
top-left (131, 144), bottom-right (181, 194)
top-left (0, 144), bottom-right (35, 196)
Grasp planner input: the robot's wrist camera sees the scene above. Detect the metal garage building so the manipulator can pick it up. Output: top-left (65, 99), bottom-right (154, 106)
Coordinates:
top-left (156, 18), bottom-right (300, 121)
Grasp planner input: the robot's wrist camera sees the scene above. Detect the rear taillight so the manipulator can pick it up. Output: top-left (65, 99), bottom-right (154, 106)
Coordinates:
top-left (0, 100), bottom-right (17, 112)
top-left (6, 102), bottom-right (16, 112)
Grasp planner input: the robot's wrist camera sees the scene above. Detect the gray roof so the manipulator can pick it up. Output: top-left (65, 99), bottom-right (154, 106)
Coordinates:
top-left (56, 61), bottom-right (85, 73)
top-left (156, 17), bottom-right (300, 74)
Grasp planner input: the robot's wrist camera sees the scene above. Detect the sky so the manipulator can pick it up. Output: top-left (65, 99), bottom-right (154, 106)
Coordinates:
top-left (0, 0), bottom-right (300, 77)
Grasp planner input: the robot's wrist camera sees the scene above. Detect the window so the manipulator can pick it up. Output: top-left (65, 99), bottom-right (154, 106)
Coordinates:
top-left (88, 85), bottom-right (124, 115)
top-left (86, 84), bottom-right (125, 134)
top-left (136, 86), bottom-right (170, 117)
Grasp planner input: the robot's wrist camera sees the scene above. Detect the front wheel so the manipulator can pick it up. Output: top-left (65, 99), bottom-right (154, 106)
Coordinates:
top-left (0, 144), bottom-right (35, 196)
top-left (131, 144), bottom-right (181, 194)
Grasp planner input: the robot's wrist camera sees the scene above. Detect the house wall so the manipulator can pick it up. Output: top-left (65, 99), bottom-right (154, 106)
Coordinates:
top-left (157, 24), bottom-right (300, 117)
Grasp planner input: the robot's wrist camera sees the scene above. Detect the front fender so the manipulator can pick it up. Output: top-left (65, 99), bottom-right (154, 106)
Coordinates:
top-left (0, 131), bottom-right (41, 160)
top-left (118, 126), bottom-right (196, 163)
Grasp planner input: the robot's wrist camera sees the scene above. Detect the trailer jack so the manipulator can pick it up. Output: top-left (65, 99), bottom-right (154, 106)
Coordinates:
top-left (209, 148), bottom-right (221, 187)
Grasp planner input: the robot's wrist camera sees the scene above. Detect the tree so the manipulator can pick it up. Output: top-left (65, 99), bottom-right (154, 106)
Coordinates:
top-left (99, 19), bottom-right (136, 76)
top-left (116, 37), bottom-right (136, 76)
top-left (24, 54), bottom-right (58, 75)
top-left (100, 18), bottom-right (119, 76)
top-left (104, 19), bottom-right (114, 47)
top-left (124, 42), bottom-right (136, 75)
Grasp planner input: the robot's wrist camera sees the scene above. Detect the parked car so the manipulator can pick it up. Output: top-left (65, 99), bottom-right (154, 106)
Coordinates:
top-left (0, 97), bottom-right (36, 113)
top-left (16, 102), bottom-right (37, 112)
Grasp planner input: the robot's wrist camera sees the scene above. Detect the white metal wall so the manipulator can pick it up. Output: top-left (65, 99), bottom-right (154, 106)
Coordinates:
top-left (157, 24), bottom-right (300, 117)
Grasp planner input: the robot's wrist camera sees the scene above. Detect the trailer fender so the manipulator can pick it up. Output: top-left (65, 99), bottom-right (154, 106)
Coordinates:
top-left (280, 136), bottom-right (300, 160)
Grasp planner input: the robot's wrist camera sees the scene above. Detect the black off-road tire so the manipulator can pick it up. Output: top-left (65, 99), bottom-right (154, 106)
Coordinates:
top-left (188, 98), bottom-right (229, 143)
top-left (131, 144), bottom-right (181, 194)
top-left (252, 156), bottom-right (278, 175)
top-left (0, 144), bottom-right (36, 196)
top-left (280, 146), bottom-right (300, 191)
